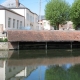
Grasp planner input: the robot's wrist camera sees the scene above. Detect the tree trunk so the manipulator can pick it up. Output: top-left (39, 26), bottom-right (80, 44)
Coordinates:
top-left (56, 23), bottom-right (59, 30)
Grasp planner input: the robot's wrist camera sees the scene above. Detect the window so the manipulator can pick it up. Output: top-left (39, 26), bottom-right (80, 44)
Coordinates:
top-left (17, 20), bottom-right (19, 29)
top-left (9, 68), bottom-right (11, 72)
top-left (8, 4), bottom-right (10, 6)
top-left (36, 18), bottom-right (38, 22)
top-left (33, 17), bottom-right (34, 22)
top-left (30, 16), bottom-right (32, 22)
top-left (27, 13), bottom-right (29, 20)
top-left (8, 18), bottom-right (11, 28)
top-left (31, 16), bottom-right (32, 22)
top-left (11, 4), bottom-right (13, 6)
top-left (20, 21), bottom-right (22, 27)
top-left (35, 18), bottom-right (38, 22)
top-left (13, 19), bottom-right (15, 28)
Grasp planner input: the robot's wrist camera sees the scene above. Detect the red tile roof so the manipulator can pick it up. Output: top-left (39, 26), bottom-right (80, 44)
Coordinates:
top-left (7, 30), bottom-right (80, 42)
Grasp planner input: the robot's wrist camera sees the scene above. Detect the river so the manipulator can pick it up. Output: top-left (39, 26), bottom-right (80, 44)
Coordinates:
top-left (0, 49), bottom-right (80, 80)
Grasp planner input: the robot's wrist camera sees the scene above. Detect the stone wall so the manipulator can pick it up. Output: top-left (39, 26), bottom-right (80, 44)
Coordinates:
top-left (0, 42), bottom-right (18, 50)
top-left (0, 42), bottom-right (8, 50)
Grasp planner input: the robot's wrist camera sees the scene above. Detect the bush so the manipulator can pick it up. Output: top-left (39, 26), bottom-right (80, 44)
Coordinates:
top-left (0, 38), bottom-right (8, 42)
top-left (3, 38), bottom-right (8, 42)
top-left (0, 38), bottom-right (4, 42)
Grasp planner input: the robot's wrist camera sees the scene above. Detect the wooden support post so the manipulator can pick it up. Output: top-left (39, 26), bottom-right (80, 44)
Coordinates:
top-left (46, 42), bottom-right (47, 50)
top-left (18, 42), bottom-right (19, 58)
top-left (70, 42), bottom-right (73, 55)
top-left (18, 42), bottom-right (19, 50)
top-left (71, 42), bottom-right (72, 50)
top-left (45, 42), bottom-right (47, 56)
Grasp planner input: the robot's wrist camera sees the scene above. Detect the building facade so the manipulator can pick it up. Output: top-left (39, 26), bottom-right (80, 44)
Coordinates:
top-left (1, 0), bottom-right (39, 30)
top-left (59, 21), bottom-right (74, 30)
top-left (38, 20), bottom-right (54, 30)
top-left (0, 5), bottom-right (24, 32)
top-left (11, 8), bottom-right (39, 30)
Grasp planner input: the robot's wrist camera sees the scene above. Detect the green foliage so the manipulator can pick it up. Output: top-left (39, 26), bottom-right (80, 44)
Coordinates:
top-left (0, 38), bottom-right (4, 42)
top-left (0, 38), bottom-right (8, 42)
top-left (46, 66), bottom-right (67, 80)
top-left (45, 65), bottom-right (80, 80)
top-left (3, 38), bottom-right (8, 42)
top-left (45, 0), bottom-right (70, 30)
top-left (70, 0), bottom-right (80, 29)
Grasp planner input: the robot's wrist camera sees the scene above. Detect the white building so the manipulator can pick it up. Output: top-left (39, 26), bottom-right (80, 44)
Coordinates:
top-left (1, 0), bottom-right (39, 30)
top-left (38, 19), bottom-right (54, 30)
top-left (0, 5), bottom-right (24, 32)
top-left (59, 21), bottom-right (74, 30)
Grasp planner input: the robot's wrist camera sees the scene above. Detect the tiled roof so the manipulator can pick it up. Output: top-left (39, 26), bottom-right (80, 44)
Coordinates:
top-left (0, 5), bottom-right (9, 9)
top-left (7, 30), bottom-right (80, 42)
top-left (0, 5), bottom-right (4, 8)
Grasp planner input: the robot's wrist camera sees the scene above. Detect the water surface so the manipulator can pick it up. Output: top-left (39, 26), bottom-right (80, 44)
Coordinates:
top-left (0, 49), bottom-right (80, 80)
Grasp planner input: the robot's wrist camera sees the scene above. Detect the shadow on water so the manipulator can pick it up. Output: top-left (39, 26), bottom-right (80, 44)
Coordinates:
top-left (8, 49), bottom-right (80, 59)
top-left (6, 49), bottom-right (80, 66)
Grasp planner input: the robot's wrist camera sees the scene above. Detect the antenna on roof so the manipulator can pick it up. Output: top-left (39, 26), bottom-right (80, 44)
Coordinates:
top-left (39, 0), bottom-right (41, 30)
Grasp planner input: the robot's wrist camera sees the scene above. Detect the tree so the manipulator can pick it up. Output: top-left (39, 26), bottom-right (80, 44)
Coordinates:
top-left (70, 0), bottom-right (80, 29)
top-left (45, 0), bottom-right (70, 30)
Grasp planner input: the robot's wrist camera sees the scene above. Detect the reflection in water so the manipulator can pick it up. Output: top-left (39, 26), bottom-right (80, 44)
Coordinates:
top-left (0, 60), bottom-right (37, 80)
top-left (0, 49), bottom-right (80, 80)
top-left (8, 49), bottom-right (80, 59)
top-left (24, 66), bottom-right (47, 80)
top-left (46, 64), bottom-right (80, 80)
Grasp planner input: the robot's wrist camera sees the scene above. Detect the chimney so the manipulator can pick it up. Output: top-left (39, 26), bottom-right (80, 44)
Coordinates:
top-left (15, 0), bottom-right (19, 8)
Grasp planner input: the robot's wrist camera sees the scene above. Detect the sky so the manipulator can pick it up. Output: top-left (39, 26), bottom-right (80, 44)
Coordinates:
top-left (0, 0), bottom-right (74, 15)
